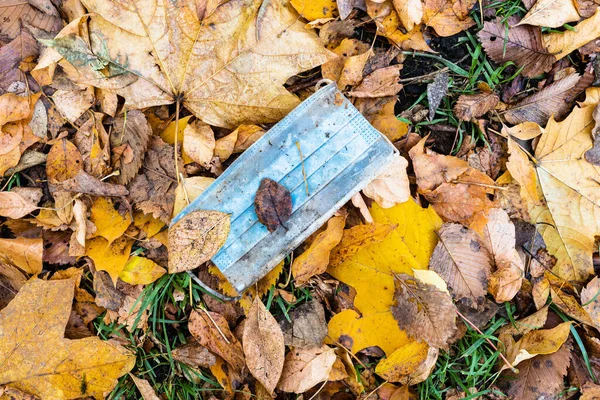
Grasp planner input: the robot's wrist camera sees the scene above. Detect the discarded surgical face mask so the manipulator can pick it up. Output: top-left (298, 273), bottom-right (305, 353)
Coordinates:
top-left (171, 83), bottom-right (397, 296)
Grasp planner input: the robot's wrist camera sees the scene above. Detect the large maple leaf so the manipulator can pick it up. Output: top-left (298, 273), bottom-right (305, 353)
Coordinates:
top-left (43, 0), bottom-right (333, 128)
top-left (507, 96), bottom-right (600, 283)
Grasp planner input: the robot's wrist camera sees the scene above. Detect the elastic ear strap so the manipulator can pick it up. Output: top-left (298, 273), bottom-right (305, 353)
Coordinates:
top-left (187, 271), bottom-right (242, 302)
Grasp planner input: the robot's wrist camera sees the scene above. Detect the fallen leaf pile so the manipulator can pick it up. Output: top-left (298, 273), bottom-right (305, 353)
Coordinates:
top-left (3, 0), bottom-right (600, 398)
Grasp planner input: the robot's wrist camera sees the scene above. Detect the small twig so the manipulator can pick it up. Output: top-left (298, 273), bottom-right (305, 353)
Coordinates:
top-left (197, 304), bottom-right (231, 344)
top-left (329, 337), bottom-right (368, 369)
top-left (456, 309), bottom-right (518, 373)
top-left (451, 180), bottom-right (509, 191)
top-left (296, 141), bottom-right (309, 196)
top-left (307, 380), bottom-right (328, 400)
top-left (364, 380), bottom-right (389, 399)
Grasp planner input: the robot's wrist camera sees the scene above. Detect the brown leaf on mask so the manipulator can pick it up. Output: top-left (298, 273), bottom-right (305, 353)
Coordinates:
top-left (110, 110), bottom-right (151, 184)
top-left (128, 137), bottom-right (177, 223)
top-left (428, 223), bottom-right (491, 308)
top-left (410, 138), bottom-right (496, 232)
top-left (504, 70), bottom-right (594, 125)
top-left (277, 345), bottom-right (337, 393)
top-left (499, 341), bottom-right (571, 400)
top-left (280, 299), bottom-right (328, 349)
top-left (189, 309), bottom-right (245, 373)
top-left (243, 298), bottom-right (285, 394)
top-left (454, 92), bottom-right (500, 121)
top-left (254, 178), bottom-right (293, 232)
top-left (478, 18), bottom-right (554, 78)
top-left (391, 273), bottom-right (457, 350)
top-left (168, 210), bottom-right (230, 273)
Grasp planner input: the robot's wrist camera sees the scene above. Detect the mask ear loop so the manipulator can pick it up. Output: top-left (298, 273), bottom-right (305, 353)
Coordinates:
top-left (187, 270), bottom-right (242, 301)
top-left (315, 79), bottom-right (334, 91)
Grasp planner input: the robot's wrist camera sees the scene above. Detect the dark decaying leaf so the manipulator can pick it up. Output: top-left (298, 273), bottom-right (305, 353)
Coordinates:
top-left (168, 210), bottom-right (230, 273)
top-left (391, 273), bottom-right (457, 350)
top-left (254, 178), bottom-right (293, 232)
top-left (477, 18), bottom-right (554, 78)
top-left (453, 92), bottom-right (499, 121)
top-left (171, 339), bottom-right (217, 368)
top-left (43, 230), bottom-right (77, 265)
top-left (584, 103), bottom-right (600, 166)
top-left (504, 68), bottom-right (594, 125)
top-left (111, 111), bottom-right (151, 185)
top-left (0, 29), bottom-right (39, 91)
top-left (280, 299), bottom-right (328, 349)
top-left (428, 223), bottom-right (491, 309)
top-left (128, 137), bottom-right (177, 222)
top-left (427, 71), bottom-right (449, 120)
top-left (499, 341), bottom-right (572, 400)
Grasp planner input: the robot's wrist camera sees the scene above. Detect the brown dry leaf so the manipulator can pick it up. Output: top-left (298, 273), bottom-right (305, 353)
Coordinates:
top-left (131, 375), bottom-right (161, 400)
top-left (293, 214), bottom-right (346, 285)
top-left (428, 223), bottom-right (491, 308)
top-left (43, 0), bottom-right (333, 129)
top-left (355, 97), bottom-right (410, 142)
top-left (500, 341), bottom-right (571, 400)
top-left (0, 237), bottom-right (43, 275)
top-left (214, 124), bottom-right (265, 161)
top-left (581, 276), bottom-right (600, 331)
top-left (478, 19), bottom-right (554, 78)
top-left (504, 71), bottom-right (592, 125)
top-left (277, 345), bottom-right (337, 393)
top-left (183, 120), bottom-right (215, 168)
top-left (52, 170), bottom-right (129, 197)
top-left (188, 309), bottom-right (245, 373)
top-left (516, 0), bottom-right (579, 27)
top-left (348, 64), bottom-right (403, 98)
top-left (391, 272), bottom-right (457, 350)
top-left (393, 0), bottom-right (423, 30)
top-left (110, 110), bottom-right (151, 185)
top-left (171, 339), bottom-right (217, 368)
top-left (168, 210), bottom-right (230, 273)
top-left (422, 0), bottom-right (476, 37)
top-left (506, 100), bottom-right (600, 283)
top-left (46, 138), bottom-right (84, 184)
top-left (280, 299), bottom-right (328, 349)
top-left (481, 208), bottom-right (524, 302)
top-left (0, 2), bottom-right (62, 41)
top-left (0, 191), bottom-right (38, 219)
top-left (0, 30), bottom-right (39, 92)
top-left (128, 137), bottom-right (177, 223)
top-left (254, 178), bottom-right (293, 233)
top-left (0, 278), bottom-right (135, 399)
top-left (322, 39), bottom-right (371, 87)
top-left (454, 92), bottom-right (500, 121)
top-left (503, 122), bottom-right (544, 141)
top-left (543, 8), bottom-right (600, 60)
top-left (410, 138), bottom-right (496, 233)
top-left (242, 298), bottom-right (285, 394)
top-left (74, 112), bottom-right (111, 179)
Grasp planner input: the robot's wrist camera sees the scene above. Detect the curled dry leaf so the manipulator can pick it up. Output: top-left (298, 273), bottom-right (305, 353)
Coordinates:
top-left (391, 272), bottom-right (457, 350)
top-left (254, 178), bottom-right (293, 233)
top-left (189, 309), bottom-right (245, 373)
top-left (0, 278), bottom-right (135, 399)
top-left (171, 340), bottom-right (217, 368)
top-left (362, 155), bottom-right (410, 208)
top-left (183, 120), bottom-right (215, 168)
top-left (428, 223), bottom-right (491, 309)
top-left (277, 345), bottom-right (337, 393)
top-left (478, 18), bottom-right (554, 78)
top-left (242, 298), bottom-right (285, 394)
top-left (543, 8), bottom-right (600, 61)
top-left (581, 276), bottom-right (600, 332)
top-left (74, 113), bottom-right (111, 179)
top-left (130, 375), bottom-right (161, 400)
top-left (293, 214), bottom-right (346, 285)
top-left (516, 0), bottom-right (579, 28)
top-left (45, 0), bottom-right (333, 129)
top-left (168, 210), bottom-right (230, 273)
top-left (322, 39), bottom-right (371, 87)
top-left (355, 97), bottom-right (409, 142)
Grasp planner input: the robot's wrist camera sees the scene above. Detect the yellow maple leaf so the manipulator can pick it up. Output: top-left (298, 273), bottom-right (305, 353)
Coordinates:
top-left (86, 236), bottom-right (134, 283)
top-left (43, 0), bottom-right (333, 129)
top-left (0, 278), bottom-right (134, 399)
top-left (506, 99), bottom-right (600, 282)
top-left (327, 199), bottom-right (442, 356)
top-left (89, 197), bottom-right (131, 244)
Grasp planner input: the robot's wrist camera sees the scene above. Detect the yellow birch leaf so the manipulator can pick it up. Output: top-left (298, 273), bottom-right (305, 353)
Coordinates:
top-left (86, 236), bottom-right (134, 283)
top-left (119, 256), bottom-right (167, 285)
top-left (506, 101), bottom-right (600, 283)
top-left (90, 197), bottom-right (131, 244)
top-left (543, 8), bottom-right (600, 60)
top-left (375, 341), bottom-right (429, 382)
top-left (292, 214), bottom-right (346, 285)
top-left (0, 278), bottom-right (135, 399)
